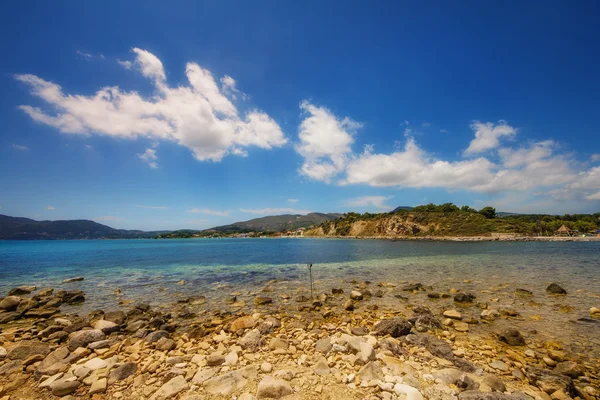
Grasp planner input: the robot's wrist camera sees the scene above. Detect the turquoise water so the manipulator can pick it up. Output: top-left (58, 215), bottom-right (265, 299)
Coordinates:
top-left (1, 238), bottom-right (599, 308)
top-left (1, 238), bottom-right (600, 353)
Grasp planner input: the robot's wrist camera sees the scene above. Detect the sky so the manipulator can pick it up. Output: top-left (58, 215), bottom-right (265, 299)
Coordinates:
top-left (0, 1), bottom-right (599, 230)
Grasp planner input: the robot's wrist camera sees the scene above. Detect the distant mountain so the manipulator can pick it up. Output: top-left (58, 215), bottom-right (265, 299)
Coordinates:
top-left (208, 212), bottom-right (342, 233)
top-left (0, 214), bottom-right (163, 240)
top-left (392, 206), bottom-right (414, 213)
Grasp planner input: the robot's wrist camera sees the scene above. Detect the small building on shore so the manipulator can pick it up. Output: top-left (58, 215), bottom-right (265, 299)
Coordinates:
top-left (555, 224), bottom-right (573, 237)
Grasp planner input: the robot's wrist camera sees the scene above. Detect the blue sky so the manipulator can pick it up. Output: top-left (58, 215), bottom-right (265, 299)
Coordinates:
top-left (1, 1), bottom-right (599, 230)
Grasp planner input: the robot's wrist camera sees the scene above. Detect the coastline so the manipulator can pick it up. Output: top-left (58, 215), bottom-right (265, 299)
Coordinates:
top-left (0, 275), bottom-right (599, 399)
top-left (302, 235), bottom-right (600, 242)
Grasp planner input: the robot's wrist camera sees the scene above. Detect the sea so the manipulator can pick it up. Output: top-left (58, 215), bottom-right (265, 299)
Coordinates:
top-left (1, 238), bottom-right (599, 355)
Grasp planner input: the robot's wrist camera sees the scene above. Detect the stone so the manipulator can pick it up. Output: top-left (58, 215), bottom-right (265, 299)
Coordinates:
top-left (230, 315), bottom-right (255, 332)
top-left (8, 286), bottom-right (36, 296)
top-left (192, 367), bottom-right (217, 384)
top-left (23, 353), bottom-right (45, 366)
top-left (374, 317), bottom-right (412, 337)
top-left (0, 360), bottom-right (22, 375)
top-left (315, 337), bottom-right (332, 354)
top-left (239, 394), bottom-right (256, 400)
top-left (254, 296), bottom-right (273, 305)
top-left (546, 283), bottom-right (567, 295)
top-left (149, 375), bottom-right (188, 400)
top-left (104, 310), bottom-right (126, 324)
top-left (443, 310), bottom-right (462, 320)
top-left (51, 380), bottom-right (81, 396)
top-left (314, 356), bottom-right (330, 375)
top-left (454, 293), bottom-right (475, 303)
top-left (39, 372), bottom-right (64, 388)
top-left (526, 366), bottom-right (573, 394)
top-left (414, 315), bottom-right (443, 332)
top-left (589, 307), bottom-right (600, 316)
top-left (0, 347), bottom-right (5, 359)
top-left (453, 322), bottom-right (469, 332)
top-left (489, 360), bottom-right (508, 372)
top-left (63, 276), bottom-right (84, 283)
top-left (499, 329), bottom-right (526, 346)
top-left (482, 376), bottom-right (506, 392)
top-left (257, 376), bottom-right (293, 399)
top-left (108, 362), bottom-right (137, 384)
top-left (261, 362), bottom-right (273, 373)
top-left (84, 357), bottom-right (107, 371)
top-left (225, 350), bottom-right (238, 366)
top-left (358, 361), bottom-right (384, 381)
top-left (207, 352), bottom-right (225, 366)
top-left (89, 378), bottom-right (107, 394)
top-left (515, 288), bottom-right (533, 297)
top-left (480, 309), bottom-right (499, 321)
top-left (554, 361), bottom-right (584, 378)
top-left (0, 311), bottom-right (20, 323)
top-left (205, 369), bottom-right (248, 396)
top-left (458, 391), bottom-right (517, 400)
top-left (0, 296), bottom-right (22, 311)
top-left (35, 346), bottom-right (70, 377)
top-left (6, 340), bottom-right (50, 360)
top-left (394, 383), bottom-right (424, 400)
top-left (91, 320), bottom-right (119, 334)
top-left (268, 337), bottom-right (288, 350)
top-left (350, 326), bottom-right (369, 335)
top-left (155, 337), bottom-right (176, 351)
top-left (332, 288), bottom-right (344, 294)
top-left (145, 330), bottom-right (169, 343)
top-left (358, 341), bottom-right (376, 364)
top-left (68, 329), bottom-right (105, 351)
top-left (239, 328), bottom-right (263, 351)
top-left (350, 291), bottom-right (363, 300)
top-left (433, 368), bottom-right (462, 385)
top-left (344, 299), bottom-right (354, 311)
top-left (88, 340), bottom-right (110, 350)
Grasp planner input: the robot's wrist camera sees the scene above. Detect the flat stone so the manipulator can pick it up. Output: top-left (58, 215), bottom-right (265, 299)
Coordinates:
top-left (230, 315), bottom-right (255, 332)
top-left (145, 330), bottom-right (169, 343)
top-left (206, 352), bottom-right (225, 366)
top-left (454, 322), bottom-right (469, 332)
top-left (489, 360), bottom-right (508, 372)
top-left (257, 376), bottom-right (293, 399)
top-left (205, 369), bottom-right (248, 396)
top-left (89, 377), bottom-right (107, 394)
top-left (35, 346), bottom-right (70, 377)
top-left (443, 310), bottom-right (462, 320)
top-left (192, 367), bottom-right (217, 384)
top-left (8, 286), bottom-right (36, 296)
top-left (108, 362), bottom-right (137, 384)
top-left (314, 356), bottom-right (330, 375)
top-left (432, 368), bottom-right (462, 385)
top-left (84, 357), bottom-right (108, 371)
top-left (149, 375), bottom-right (188, 400)
top-left (68, 329), bottom-right (105, 351)
top-left (499, 329), bottom-right (526, 346)
top-left (51, 380), bottom-right (81, 396)
top-left (7, 340), bottom-right (50, 360)
top-left (92, 320), bottom-right (119, 334)
top-left (358, 361), bottom-right (384, 381)
top-left (315, 337), bottom-right (332, 354)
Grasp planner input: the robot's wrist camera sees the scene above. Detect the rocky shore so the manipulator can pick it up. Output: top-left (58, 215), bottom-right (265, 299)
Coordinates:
top-left (0, 280), bottom-right (599, 400)
top-left (303, 236), bottom-right (600, 242)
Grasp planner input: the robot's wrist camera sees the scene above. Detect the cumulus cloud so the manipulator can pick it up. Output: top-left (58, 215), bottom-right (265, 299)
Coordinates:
top-left (15, 47), bottom-right (286, 163)
top-left (13, 144), bottom-right (29, 151)
top-left (591, 153), bottom-right (600, 163)
top-left (464, 121), bottom-right (517, 155)
top-left (47, 205), bottom-right (55, 210)
top-left (240, 208), bottom-right (312, 216)
top-left (137, 148), bottom-right (158, 168)
top-left (345, 195), bottom-right (394, 210)
top-left (296, 101), bottom-right (361, 183)
top-left (187, 208), bottom-right (229, 217)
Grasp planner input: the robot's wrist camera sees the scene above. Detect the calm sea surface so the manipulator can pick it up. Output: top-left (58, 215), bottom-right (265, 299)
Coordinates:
top-left (1, 238), bottom-right (599, 353)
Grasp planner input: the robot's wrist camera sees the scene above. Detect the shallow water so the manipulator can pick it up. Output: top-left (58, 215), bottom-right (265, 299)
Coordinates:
top-left (1, 238), bottom-right (599, 356)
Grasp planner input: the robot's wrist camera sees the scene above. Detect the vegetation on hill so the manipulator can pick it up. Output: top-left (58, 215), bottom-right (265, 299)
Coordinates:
top-left (207, 212), bottom-right (342, 235)
top-left (306, 203), bottom-right (600, 238)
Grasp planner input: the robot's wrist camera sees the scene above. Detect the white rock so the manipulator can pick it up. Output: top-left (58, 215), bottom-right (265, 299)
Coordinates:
top-left (0, 346), bottom-right (6, 359)
top-left (261, 362), bottom-right (273, 373)
top-left (149, 375), bottom-right (189, 400)
top-left (394, 383), bottom-right (424, 400)
top-left (225, 350), bottom-right (238, 366)
top-left (84, 357), bottom-right (108, 371)
top-left (192, 368), bottom-right (217, 384)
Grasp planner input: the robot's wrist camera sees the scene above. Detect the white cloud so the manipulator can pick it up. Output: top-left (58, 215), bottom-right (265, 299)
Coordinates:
top-left (136, 205), bottom-right (167, 210)
top-left (287, 198), bottom-right (299, 204)
top-left (47, 205), bottom-right (55, 210)
top-left (585, 191), bottom-right (600, 201)
top-left (15, 47), bottom-right (286, 163)
top-left (117, 60), bottom-right (133, 70)
top-left (137, 148), bottom-right (158, 168)
top-left (344, 137), bottom-right (496, 190)
top-left (187, 208), bottom-right (229, 217)
top-left (240, 208), bottom-right (312, 216)
top-left (76, 50), bottom-right (93, 60)
top-left (591, 154), bottom-right (600, 163)
top-left (85, 144), bottom-right (93, 150)
top-left (464, 121), bottom-right (517, 155)
top-left (345, 195), bottom-right (394, 210)
top-left (220, 75), bottom-right (247, 100)
top-left (12, 144), bottom-right (29, 151)
top-left (296, 100), bottom-right (361, 183)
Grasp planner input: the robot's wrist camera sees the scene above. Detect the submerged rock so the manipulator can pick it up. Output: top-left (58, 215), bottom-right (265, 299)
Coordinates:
top-left (515, 288), bottom-right (533, 297)
top-left (62, 277), bottom-right (84, 283)
top-left (374, 317), bottom-right (412, 337)
top-left (546, 283), bottom-right (567, 295)
top-left (454, 293), bottom-right (475, 303)
top-left (8, 286), bottom-right (36, 296)
top-left (498, 329), bottom-right (526, 346)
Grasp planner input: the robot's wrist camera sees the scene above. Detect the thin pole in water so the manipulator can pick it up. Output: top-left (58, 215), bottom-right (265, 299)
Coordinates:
top-left (308, 263), bottom-right (314, 300)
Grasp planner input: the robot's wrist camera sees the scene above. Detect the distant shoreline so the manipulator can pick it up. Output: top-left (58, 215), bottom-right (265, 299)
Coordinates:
top-left (302, 235), bottom-right (600, 242)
